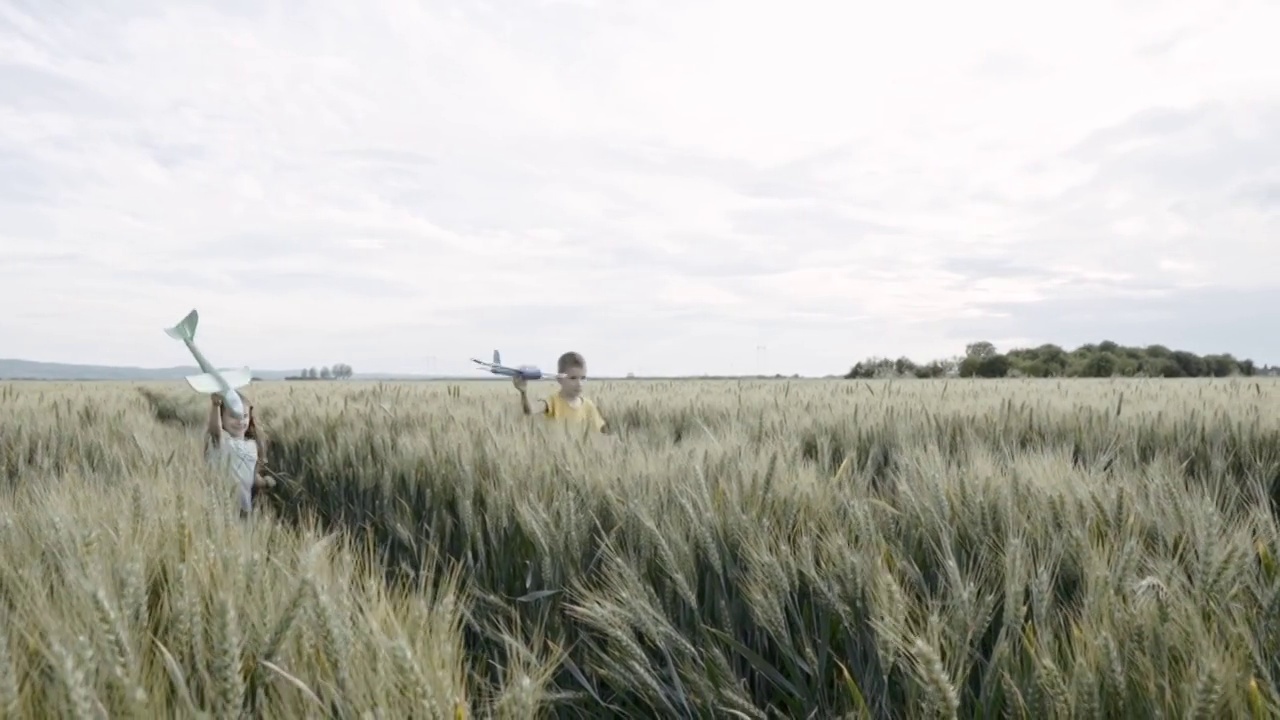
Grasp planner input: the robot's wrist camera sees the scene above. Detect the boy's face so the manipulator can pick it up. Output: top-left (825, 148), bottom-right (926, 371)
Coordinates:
top-left (557, 365), bottom-right (585, 398)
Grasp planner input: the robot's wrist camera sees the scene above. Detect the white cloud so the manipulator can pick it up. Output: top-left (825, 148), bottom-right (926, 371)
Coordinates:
top-left (1, 0), bottom-right (1279, 377)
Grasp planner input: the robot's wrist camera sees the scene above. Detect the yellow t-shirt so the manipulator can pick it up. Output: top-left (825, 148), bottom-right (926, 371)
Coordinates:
top-left (543, 393), bottom-right (606, 432)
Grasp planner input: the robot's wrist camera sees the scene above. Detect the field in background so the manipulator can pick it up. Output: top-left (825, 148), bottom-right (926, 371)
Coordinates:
top-left (2, 377), bottom-right (1280, 718)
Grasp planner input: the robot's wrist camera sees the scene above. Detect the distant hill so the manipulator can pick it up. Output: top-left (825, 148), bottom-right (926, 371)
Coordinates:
top-left (0, 359), bottom-right (810, 382)
top-left (0, 359), bottom-right (445, 382)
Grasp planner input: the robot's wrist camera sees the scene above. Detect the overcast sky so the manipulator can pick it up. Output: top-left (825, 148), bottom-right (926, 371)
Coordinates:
top-left (2, 0), bottom-right (1278, 377)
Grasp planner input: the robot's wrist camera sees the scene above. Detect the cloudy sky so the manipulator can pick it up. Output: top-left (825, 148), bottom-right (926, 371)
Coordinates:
top-left (2, 0), bottom-right (1278, 377)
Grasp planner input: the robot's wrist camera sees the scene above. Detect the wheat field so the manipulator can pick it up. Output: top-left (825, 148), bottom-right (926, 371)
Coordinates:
top-left (2, 377), bottom-right (1279, 719)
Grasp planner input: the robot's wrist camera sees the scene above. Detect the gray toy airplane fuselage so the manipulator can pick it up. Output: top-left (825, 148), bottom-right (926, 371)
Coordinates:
top-left (470, 350), bottom-right (556, 380)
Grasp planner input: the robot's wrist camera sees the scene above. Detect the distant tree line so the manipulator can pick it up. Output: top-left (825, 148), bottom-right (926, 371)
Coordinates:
top-left (286, 363), bottom-right (354, 380)
top-left (845, 341), bottom-right (1274, 379)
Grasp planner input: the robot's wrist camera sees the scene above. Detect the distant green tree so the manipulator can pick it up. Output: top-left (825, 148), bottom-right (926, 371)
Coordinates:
top-left (965, 341), bottom-right (997, 359)
top-left (975, 354), bottom-right (1011, 378)
top-left (847, 340), bottom-right (1257, 380)
top-left (1171, 351), bottom-right (1205, 377)
top-left (1080, 351), bottom-right (1118, 377)
top-left (1201, 354), bottom-right (1237, 377)
top-left (912, 360), bottom-right (949, 378)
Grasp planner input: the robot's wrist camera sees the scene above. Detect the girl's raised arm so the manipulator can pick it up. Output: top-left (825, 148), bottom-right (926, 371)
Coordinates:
top-left (206, 395), bottom-right (223, 447)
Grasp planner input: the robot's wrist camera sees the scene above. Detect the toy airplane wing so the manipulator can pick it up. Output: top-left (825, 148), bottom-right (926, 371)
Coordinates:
top-left (472, 360), bottom-right (521, 376)
top-left (184, 367), bottom-right (253, 393)
top-left (471, 349), bottom-right (512, 372)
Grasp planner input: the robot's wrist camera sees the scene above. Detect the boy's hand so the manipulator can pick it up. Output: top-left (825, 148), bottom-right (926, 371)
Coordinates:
top-left (512, 375), bottom-right (527, 392)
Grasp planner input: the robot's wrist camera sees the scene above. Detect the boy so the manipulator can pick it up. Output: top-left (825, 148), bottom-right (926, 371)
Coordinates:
top-left (513, 351), bottom-right (609, 433)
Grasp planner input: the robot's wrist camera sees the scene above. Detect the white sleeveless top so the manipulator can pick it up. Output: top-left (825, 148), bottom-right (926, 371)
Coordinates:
top-left (206, 431), bottom-right (258, 513)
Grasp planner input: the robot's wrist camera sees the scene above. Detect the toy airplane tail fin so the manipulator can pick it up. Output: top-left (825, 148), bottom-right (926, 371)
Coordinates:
top-left (165, 309), bottom-right (198, 341)
top-left (184, 367), bottom-right (253, 393)
top-left (493, 349), bottom-right (501, 364)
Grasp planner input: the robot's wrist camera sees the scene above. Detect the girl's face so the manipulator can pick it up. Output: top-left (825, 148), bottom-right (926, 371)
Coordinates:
top-left (222, 404), bottom-right (250, 436)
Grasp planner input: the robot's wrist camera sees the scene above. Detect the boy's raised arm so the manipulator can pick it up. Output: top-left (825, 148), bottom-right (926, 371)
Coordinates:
top-left (513, 376), bottom-right (546, 416)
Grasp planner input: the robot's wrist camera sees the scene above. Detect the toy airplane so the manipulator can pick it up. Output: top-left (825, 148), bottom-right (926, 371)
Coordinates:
top-left (164, 309), bottom-right (253, 419)
top-left (470, 350), bottom-right (559, 380)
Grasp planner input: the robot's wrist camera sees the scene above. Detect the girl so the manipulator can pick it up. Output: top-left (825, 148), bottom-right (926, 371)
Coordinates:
top-left (206, 393), bottom-right (274, 517)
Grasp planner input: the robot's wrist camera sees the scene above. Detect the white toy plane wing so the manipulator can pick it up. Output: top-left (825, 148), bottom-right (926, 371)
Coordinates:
top-left (184, 367), bottom-right (253, 393)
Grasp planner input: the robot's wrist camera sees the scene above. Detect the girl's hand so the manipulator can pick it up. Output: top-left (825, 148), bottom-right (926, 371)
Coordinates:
top-left (512, 375), bottom-right (527, 392)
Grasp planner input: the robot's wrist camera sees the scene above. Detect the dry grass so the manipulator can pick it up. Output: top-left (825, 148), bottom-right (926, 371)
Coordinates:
top-left (3, 377), bottom-right (1280, 718)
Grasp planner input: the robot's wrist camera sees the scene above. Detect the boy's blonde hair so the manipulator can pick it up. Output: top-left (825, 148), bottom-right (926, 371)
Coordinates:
top-left (558, 351), bottom-right (585, 374)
